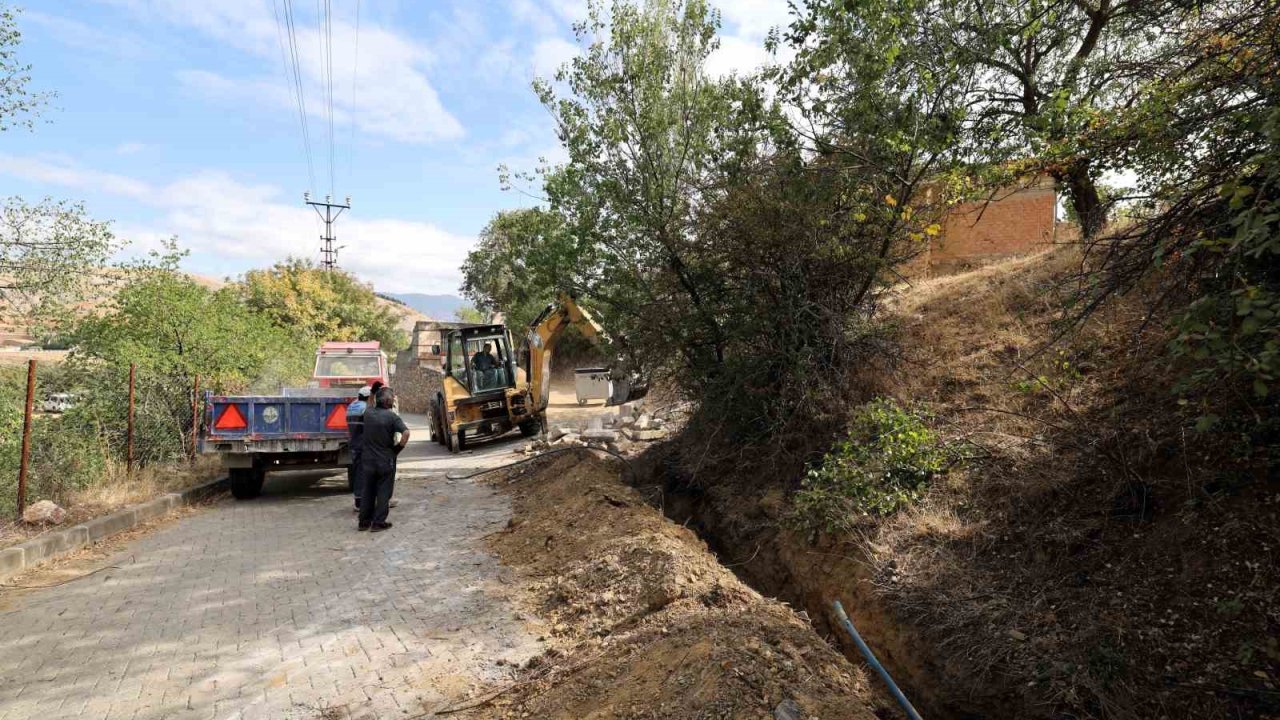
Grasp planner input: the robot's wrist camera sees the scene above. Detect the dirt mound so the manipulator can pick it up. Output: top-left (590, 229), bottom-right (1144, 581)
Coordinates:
top-left (459, 453), bottom-right (891, 720)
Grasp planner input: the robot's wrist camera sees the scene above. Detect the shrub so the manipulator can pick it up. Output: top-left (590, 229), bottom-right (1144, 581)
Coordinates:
top-left (792, 398), bottom-right (947, 533)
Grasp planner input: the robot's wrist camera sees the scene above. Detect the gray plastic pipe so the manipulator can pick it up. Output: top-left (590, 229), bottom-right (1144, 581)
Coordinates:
top-left (832, 599), bottom-right (924, 720)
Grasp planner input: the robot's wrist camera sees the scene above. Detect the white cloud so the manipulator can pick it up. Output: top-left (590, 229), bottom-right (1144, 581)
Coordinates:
top-left (115, 142), bottom-right (149, 155)
top-left (706, 0), bottom-right (794, 78)
top-left (532, 37), bottom-right (580, 78)
top-left (0, 154), bottom-right (473, 294)
top-left (706, 35), bottom-right (773, 78)
top-left (108, 0), bottom-right (463, 144)
top-left (713, 0), bottom-right (792, 41)
top-left (546, 0), bottom-right (590, 24)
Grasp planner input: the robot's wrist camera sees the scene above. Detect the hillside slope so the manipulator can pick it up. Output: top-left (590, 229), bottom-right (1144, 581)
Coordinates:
top-left (659, 249), bottom-right (1279, 720)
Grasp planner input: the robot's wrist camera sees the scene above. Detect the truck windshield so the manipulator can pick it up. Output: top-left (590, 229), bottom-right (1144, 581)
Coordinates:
top-left (315, 355), bottom-right (381, 377)
top-left (465, 335), bottom-right (510, 392)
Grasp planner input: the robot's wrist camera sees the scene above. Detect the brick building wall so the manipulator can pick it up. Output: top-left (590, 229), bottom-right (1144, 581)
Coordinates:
top-left (929, 176), bottom-right (1058, 275)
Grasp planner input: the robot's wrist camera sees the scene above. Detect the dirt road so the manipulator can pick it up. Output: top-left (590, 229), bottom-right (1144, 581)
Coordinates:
top-left (0, 415), bottom-right (547, 720)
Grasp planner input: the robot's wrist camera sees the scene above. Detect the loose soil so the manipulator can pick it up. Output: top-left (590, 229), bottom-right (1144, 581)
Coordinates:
top-left (450, 452), bottom-right (897, 720)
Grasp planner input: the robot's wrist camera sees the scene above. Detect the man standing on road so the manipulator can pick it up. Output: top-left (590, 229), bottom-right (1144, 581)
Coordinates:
top-left (359, 386), bottom-right (409, 532)
top-left (346, 386), bottom-right (371, 513)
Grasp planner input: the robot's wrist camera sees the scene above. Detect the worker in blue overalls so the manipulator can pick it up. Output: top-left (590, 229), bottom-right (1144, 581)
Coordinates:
top-left (346, 386), bottom-right (371, 512)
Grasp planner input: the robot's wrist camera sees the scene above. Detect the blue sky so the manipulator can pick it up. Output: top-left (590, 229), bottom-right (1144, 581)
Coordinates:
top-left (0, 0), bottom-right (789, 294)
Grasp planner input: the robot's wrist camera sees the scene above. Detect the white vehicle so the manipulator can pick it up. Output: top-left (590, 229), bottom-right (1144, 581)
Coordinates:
top-left (42, 392), bottom-right (76, 413)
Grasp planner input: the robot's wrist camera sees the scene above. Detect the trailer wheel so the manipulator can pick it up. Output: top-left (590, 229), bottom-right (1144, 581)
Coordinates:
top-left (229, 468), bottom-right (264, 500)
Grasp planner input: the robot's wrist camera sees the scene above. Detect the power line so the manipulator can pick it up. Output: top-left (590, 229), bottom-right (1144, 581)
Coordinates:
top-left (348, 0), bottom-right (361, 185)
top-left (326, 0), bottom-right (335, 197)
top-left (272, 0), bottom-right (316, 192)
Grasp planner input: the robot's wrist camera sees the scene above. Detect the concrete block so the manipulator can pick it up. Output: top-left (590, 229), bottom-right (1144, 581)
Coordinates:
top-left (84, 509), bottom-right (138, 541)
top-left (62, 524), bottom-right (90, 552)
top-left (180, 477), bottom-right (228, 503)
top-left (549, 426), bottom-right (574, 442)
top-left (16, 532), bottom-right (64, 566)
top-left (0, 547), bottom-right (24, 581)
top-left (134, 495), bottom-right (179, 523)
top-left (632, 429), bottom-right (667, 441)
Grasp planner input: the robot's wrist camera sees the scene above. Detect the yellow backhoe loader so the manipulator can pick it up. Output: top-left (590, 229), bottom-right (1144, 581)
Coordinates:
top-left (427, 294), bottom-right (645, 452)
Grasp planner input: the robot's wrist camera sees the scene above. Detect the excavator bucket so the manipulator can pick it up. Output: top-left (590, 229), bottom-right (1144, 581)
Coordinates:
top-left (606, 375), bottom-right (649, 406)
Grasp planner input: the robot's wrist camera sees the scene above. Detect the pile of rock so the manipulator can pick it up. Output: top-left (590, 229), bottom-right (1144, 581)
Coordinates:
top-left (520, 401), bottom-right (677, 456)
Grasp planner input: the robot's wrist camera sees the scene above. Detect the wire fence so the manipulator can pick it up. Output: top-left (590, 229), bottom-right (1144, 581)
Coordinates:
top-left (2, 360), bottom-right (204, 520)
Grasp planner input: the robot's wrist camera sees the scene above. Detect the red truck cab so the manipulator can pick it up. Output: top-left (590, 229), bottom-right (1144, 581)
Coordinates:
top-left (313, 341), bottom-right (389, 389)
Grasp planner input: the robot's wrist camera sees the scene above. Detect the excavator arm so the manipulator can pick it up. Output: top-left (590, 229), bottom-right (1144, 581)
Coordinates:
top-left (525, 293), bottom-right (646, 415)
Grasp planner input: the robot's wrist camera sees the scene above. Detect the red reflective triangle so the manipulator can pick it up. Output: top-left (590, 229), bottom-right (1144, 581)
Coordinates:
top-left (214, 404), bottom-right (247, 430)
top-left (325, 403), bottom-right (349, 430)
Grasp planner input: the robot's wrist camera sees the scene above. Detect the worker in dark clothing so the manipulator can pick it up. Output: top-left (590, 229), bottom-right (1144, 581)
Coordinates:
top-left (471, 342), bottom-right (497, 372)
top-left (358, 386), bottom-right (409, 532)
top-left (346, 386), bottom-right (371, 512)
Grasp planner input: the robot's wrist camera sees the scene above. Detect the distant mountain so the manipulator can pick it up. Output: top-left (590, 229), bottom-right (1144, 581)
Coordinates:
top-left (386, 293), bottom-right (467, 321)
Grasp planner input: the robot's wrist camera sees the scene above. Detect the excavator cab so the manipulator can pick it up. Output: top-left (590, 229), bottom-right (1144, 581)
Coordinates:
top-left (429, 295), bottom-right (647, 453)
top-left (451, 325), bottom-right (517, 395)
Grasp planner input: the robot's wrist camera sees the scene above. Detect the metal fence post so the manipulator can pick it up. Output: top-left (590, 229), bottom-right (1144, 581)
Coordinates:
top-left (190, 374), bottom-right (200, 461)
top-left (127, 363), bottom-right (136, 474)
top-left (16, 359), bottom-right (35, 520)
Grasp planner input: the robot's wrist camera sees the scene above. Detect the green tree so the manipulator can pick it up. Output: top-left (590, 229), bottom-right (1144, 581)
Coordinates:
top-left (498, 0), bottom-right (955, 454)
top-left (0, 9), bottom-right (102, 335)
top-left (784, 0), bottom-right (1189, 238)
top-left (1074, 0), bottom-right (1278, 409)
top-left (460, 207), bottom-right (578, 330)
top-left (453, 306), bottom-right (487, 324)
top-left (236, 258), bottom-right (408, 351)
top-left (68, 244), bottom-right (309, 463)
top-left (0, 198), bottom-right (117, 334)
top-left (0, 4), bottom-right (51, 131)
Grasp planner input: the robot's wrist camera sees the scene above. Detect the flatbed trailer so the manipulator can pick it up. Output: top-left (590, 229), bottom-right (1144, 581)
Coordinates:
top-left (201, 392), bottom-right (355, 499)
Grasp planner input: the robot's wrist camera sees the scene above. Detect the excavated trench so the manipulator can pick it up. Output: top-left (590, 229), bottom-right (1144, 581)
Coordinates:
top-left (638, 454), bottom-right (989, 720)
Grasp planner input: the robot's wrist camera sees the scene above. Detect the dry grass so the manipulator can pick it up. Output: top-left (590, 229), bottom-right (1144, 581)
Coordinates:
top-left (855, 247), bottom-right (1278, 719)
top-left (0, 456), bottom-right (221, 549)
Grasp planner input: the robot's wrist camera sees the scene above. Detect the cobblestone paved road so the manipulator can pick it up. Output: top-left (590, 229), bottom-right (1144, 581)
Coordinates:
top-left (0, 417), bottom-right (544, 720)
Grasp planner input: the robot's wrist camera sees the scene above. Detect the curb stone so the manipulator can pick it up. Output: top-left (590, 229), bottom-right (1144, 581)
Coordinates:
top-left (0, 476), bottom-right (229, 584)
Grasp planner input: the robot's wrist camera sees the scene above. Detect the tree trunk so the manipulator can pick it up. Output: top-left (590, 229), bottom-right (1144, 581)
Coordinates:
top-left (1060, 163), bottom-right (1106, 240)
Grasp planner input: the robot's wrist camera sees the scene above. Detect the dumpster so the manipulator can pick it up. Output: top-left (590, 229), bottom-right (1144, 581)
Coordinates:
top-left (574, 367), bottom-right (611, 405)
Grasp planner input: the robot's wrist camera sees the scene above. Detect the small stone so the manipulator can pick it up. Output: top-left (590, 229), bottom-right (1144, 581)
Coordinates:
top-left (774, 699), bottom-right (803, 720)
top-left (635, 413), bottom-right (655, 431)
top-left (555, 433), bottom-right (581, 445)
top-left (581, 429), bottom-right (619, 442)
top-left (1008, 629), bottom-right (1028, 642)
top-left (22, 500), bottom-right (66, 525)
top-left (549, 426), bottom-right (573, 442)
top-left (619, 416), bottom-right (636, 428)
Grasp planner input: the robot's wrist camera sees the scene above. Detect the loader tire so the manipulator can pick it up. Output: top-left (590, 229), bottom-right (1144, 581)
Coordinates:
top-left (451, 429), bottom-right (466, 453)
top-left (518, 418), bottom-right (540, 437)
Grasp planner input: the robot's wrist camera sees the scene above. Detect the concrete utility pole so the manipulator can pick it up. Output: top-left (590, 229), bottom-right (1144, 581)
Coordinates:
top-left (304, 192), bottom-right (351, 270)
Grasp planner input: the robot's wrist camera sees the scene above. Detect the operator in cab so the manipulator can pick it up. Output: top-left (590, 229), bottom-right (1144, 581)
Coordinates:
top-left (471, 342), bottom-right (497, 372)
top-left (358, 386), bottom-right (409, 533)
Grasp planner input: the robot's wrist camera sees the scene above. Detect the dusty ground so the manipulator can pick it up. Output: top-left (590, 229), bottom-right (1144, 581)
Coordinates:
top-left (448, 452), bottom-right (894, 720)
